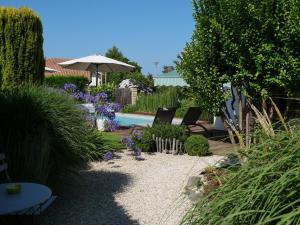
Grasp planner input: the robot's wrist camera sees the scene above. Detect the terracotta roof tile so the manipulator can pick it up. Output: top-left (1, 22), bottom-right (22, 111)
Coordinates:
top-left (45, 58), bottom-right (90, 79)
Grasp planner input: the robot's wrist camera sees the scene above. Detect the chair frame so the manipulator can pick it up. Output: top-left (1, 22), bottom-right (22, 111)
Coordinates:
top-left (180, 107), bottom-right (211, 136)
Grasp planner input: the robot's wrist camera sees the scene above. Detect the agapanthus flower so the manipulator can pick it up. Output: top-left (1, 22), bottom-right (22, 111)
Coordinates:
top-left (132, 129), bottom-right (144, 140)
top-left (109, 103), bottom-right (121, 112)
top-left (64, 83), bottom-right (77, 93)
top-left (105, 119), bottom-right (119, 132)
top-left (104, 151), bottom-right (113, 161)
top-left (122, 137), bottom-right (134, 149)
top-left (134, 148), bottom-right (142, 157)
top-left (95, 92), bottom-right (109, 103)
top-left (95, 105), bottom-right (116, 120)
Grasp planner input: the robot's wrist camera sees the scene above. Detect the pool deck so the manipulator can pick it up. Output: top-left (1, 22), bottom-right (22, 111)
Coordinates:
top-left (113, 121), bottom-right (237, 156)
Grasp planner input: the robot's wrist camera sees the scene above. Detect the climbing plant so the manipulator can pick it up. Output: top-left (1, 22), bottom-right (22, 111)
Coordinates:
top-left (0, 7), bottom-right (44, 88)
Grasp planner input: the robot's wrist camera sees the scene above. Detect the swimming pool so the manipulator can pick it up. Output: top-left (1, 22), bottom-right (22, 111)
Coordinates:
top-left (115, 113), bottom-right (182, 127)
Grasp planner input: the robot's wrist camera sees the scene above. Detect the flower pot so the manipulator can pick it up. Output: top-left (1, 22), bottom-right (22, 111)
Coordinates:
top-left (96, 115), bottom-right (106, 131)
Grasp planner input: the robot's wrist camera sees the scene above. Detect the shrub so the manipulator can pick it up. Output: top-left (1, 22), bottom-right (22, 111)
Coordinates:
top-left (89, 83), bottom-right (117, 100)
top-left (44, 75), bottom-right (89, 91)
top-left (148, 124), bottom-right (187, 141)
top-left (0, 85), bottom-right (105, 183)
top-left (184, 135), bottom-right (209, 156)
top-left (0, 7), bottom-right (44, 88)
top-left (182, 129), bottom-right (300, 225)
top-left (125, 124), bottom-right (187, 152)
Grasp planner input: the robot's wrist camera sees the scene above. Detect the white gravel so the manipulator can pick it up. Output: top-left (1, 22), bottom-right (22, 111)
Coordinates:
top-left (44, 151), bottom-right (222, 225)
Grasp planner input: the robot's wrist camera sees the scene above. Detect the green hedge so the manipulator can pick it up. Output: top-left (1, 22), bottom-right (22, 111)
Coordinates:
top-left (0, 7), bottom-right (44, 88)
top-left (44, 75), bottom-right (89, 91)
top-left (0, 85), bottom-right (104, 183)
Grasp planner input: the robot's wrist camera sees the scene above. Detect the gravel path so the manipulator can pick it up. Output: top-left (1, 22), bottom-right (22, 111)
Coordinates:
top-left (44, 151), bottom-right (223, 225)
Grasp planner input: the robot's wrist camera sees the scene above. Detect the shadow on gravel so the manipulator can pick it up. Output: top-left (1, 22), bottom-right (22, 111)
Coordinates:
top-left (43, 170), bottom-right (139, 225)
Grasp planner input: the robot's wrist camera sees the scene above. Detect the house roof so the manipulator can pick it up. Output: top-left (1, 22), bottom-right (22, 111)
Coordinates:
top-left (45, 58), bottom-right (90, 78)
top-left (152, 70), bottom-right (188, 86)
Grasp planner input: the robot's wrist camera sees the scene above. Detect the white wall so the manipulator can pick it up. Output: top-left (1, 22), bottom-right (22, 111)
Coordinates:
top-left (89, 72), bottom-right (103, 87)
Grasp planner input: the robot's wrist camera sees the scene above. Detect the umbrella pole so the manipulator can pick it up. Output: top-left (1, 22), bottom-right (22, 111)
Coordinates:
top-left (96, 64), bottom-right (99, 87)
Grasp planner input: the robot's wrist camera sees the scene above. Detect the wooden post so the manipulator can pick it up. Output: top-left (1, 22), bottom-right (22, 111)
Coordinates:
top-left (238, 91), bottom-right (243, 133)
top-left (130, 87), bottom-right (138, 105)
top-left (245, 98), bottom-right (251, 148)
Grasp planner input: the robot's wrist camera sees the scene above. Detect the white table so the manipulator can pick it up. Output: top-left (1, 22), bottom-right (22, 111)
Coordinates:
top-left (0, 182), bottom-right (52, 215)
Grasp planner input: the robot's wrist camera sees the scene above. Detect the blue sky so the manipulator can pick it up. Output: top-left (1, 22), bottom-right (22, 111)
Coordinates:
top-left (1, 0), bottom-right (195, 74)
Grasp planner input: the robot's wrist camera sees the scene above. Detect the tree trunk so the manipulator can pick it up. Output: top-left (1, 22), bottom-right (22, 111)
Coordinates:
top-left (245, 98), bottom-right (251, 148)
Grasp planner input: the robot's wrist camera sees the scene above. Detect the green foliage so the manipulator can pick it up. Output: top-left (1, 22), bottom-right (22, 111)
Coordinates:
top-left (122, 87), bottom-right (179, 113)
top-left (184, 135), bottom-right (209, 156)
top-left (0, 7), bottom-right (44, 88)
top-left (182, 129), bottom-right (300, 225)
top-left (0, 86), bottom-right (105, 183)
top-left (44, 75), bottom-right (89, 91)
top-left (127, 72), bottom-right (154, 91)
top-left (147, 124), bottom-right (187, 142)
top-left (131, 129), bottom-right (153, 152)
top-left (105, 45), bottom-right (143, 85)
top-left (101, 132), bottom-right (125, 151)
top-left (177, 0), bottom-right (300, 114)
top-left (162, 65), bottom-right (175, 73)
top-left (89, 83), bottom-right (117, 100)
top-left (131, 124), bottom-right (187, 152)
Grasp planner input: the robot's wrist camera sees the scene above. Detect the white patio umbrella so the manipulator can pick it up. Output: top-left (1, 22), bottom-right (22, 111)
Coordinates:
top-left (45, 67), bottom-right (59, 73)
top-left (58, 54), bottom-right (135, 86)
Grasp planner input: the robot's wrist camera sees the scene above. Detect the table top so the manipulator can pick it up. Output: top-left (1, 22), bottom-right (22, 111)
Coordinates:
top-left (0, 182), bottom-right (52, 215)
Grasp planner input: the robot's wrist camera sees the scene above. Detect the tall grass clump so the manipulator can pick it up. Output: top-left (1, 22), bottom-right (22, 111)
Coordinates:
top-left (122, 87), bottom-right (179, 113)
top-left (182, 127), bottom-right (300, 225)
top-left (0, 85), bottom-right (105, 183)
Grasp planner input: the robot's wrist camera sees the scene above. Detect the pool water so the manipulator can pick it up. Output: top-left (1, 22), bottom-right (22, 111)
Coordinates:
top-left (116, 113), bottom-right (154, 127)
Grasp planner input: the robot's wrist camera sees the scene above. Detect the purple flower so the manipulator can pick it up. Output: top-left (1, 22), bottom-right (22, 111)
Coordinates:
top-left (134, 148), bottom-right (141, 157)
top-left (104, 151), bottom-right (113, 161)
top-left (122, 137), bottom-right (134, 149)
top-left (105, 119), bottom-right (119, 132)
top-left (64, 83), bottom-right (77, 93)
top-left (109, 103), bottom-right (121, 112)
top-left (132, 129), bottom-right (144, 140)
top-left (95, 105), bottom-right (116, 120)
top-left (95, 92), bottom-right (109, 103)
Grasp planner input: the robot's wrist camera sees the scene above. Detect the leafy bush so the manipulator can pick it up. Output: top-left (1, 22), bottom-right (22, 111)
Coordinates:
top-left (128, 72), bottom-right (154, 91)
top-left (184, 135), bottom-right (209, 156)
top-left (89, 83), bottom-right (117, 100)
top-left (44, 75), bottom-right (89, 91)
top-left (131, 129), bottom-right (154, 152)
top-left (182, 129), bottom-right (300, 225)
top-left (0, 7), bottom-right (44, 88)
top-left (0, 85), bottom-right (105, 183)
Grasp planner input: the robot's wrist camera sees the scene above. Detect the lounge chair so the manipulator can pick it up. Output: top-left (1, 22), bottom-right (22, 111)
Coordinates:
top-left (131, 107), bottom-right (177, 133)
top-left (181, 107), bottom-right (211, 136)
top-left (153, 107), bottom-right (177, 125)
